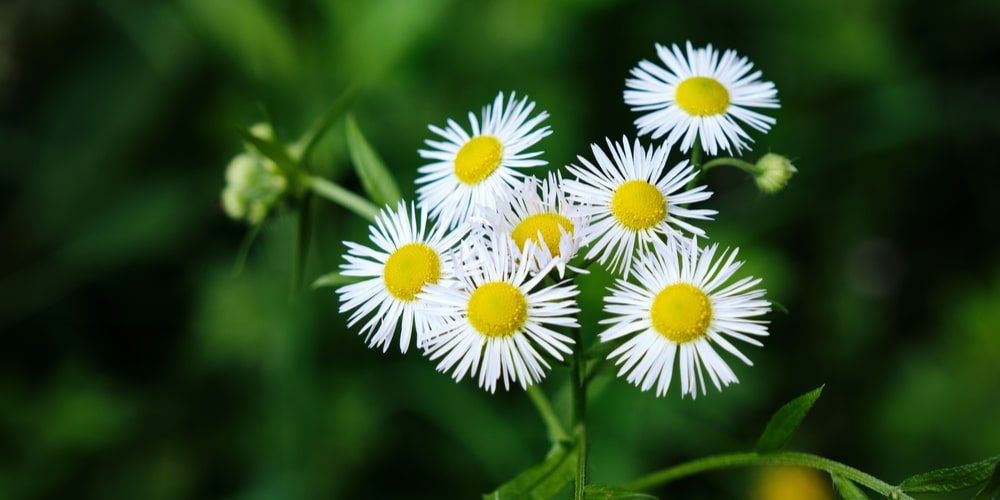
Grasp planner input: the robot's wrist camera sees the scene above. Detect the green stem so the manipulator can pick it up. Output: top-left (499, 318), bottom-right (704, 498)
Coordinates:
top-left (571, 327), bottom-right (588, 500)
top-left (526, 385), bottom-right (569, 444)
top-left (690, 136), bottom-right (703, 168)
top-left (700, 157), bottom-right (759, 175)
top-left (624, 451), bottom-right (912, 499)
top-left (304, 175), bottom-right (380, 222)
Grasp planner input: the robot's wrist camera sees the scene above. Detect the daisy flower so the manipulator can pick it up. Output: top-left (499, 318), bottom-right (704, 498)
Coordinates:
top-left (624, 41), bottom-right (779, 156)
top-left (417, 91), bottom-right (552, 230)
top-left (337, 201), bottom-right (461, 353)
top-left (599, 236), bottom-right (771, 398)
top-left (419, 240), bottom-right (579, 393)
top-left (481, 171), bottom-right (590, 278)
top-left (562, 136), bottom-right (716, 278)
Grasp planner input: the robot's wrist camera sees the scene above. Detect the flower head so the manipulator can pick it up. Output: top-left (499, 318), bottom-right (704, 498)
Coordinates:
top-left (599, 236), bottom-right (770, 398)
top-left (417, 92), bottom-right (552, 230)
top-left (753, 153), bottom-right (797, 194)
top-left (420, 240), bottom-right (579, 392)
top-left (563, 136), bottom-right (716, 278)
top-left (482, 171), bottom-right (590, 278)
top-left (625, 41), bottom-right (779, 155)
top-left (337, 201), bottom-right (461, 353)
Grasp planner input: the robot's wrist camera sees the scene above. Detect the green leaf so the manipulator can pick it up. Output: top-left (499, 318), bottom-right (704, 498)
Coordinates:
top-left (756, 385), bottom-right (824, 453)
top-left (898, 454), bottom-right (1000, 493)
top-left (231, 221), bottom-right (263, 277)
top-left (974, 461), bottom-right (1000, 500)
top-left (311, 271), bottom-right (361, 289)
top-left (482, 442), bottom-right (577, 500)
top-left (346, 114), bottom-right (402, 208)
top-left (584, 485), bottom-right (658, 500)
top-left (294, 83), bottom-right (358, 162)
top-left (832, 474), bottom-right (870, 500)
top-left (238, 128), bottom-right (300, 180)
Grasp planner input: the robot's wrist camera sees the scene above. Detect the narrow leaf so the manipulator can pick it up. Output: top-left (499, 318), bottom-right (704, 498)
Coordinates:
top-left (346, 114), bottom-right (402, 207)
top-left (239, 128), bottom-right (300, 179)
top-left (832, 474), bottom-right (870, 500)
top-left (311, 271), bottom-right (360, 289)
top-left (899, 454), bottom-right (1000, 493)
top-left (974, 461), bottom-right (1000, 500)
top-left (294, 83), bottom-right (358, 162)
top-left (756, 385), bottom-right (824, 453)
top-left (482, 442), bottom-right (577, 500)
top-left (584, 485), bottom-right (658, 500)
top-left (231, 222), bottom-right (263, 277)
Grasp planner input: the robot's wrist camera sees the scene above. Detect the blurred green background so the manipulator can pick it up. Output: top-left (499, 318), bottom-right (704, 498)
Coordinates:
top-left (2, 0), bottom-right (999, 498)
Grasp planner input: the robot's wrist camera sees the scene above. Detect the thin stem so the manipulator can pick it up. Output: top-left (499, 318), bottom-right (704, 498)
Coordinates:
top-left (294, 82), bottom-right (359, 162)
top-left (526, 385), bottom-right (569, 444)
top-left (690, 136), bottom-right (704, 168)
top-left (624, 451), bottom-right (912, 499)
top-left (571, 327), bottom-right (588, 500)
top-left (305, 175), bottom-right (380, 222)
top-left (700, 156), bottom-right (759, 175)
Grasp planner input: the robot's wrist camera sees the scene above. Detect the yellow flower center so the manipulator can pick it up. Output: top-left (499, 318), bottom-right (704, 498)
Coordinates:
top-left (454, 135), bottom-right (503, 185)
top-left (611, 180), bottom-right (666, 230)
top-left (675, 76), bottom-right (730, 116)
top-left (382, 243), bottom-right (441, 301)
top-left (467, 282), bottom-right (528, 337)
top-left (511, 213), bottom-right (574, 257)
top-left (650, 283), bottom-right (712, 343)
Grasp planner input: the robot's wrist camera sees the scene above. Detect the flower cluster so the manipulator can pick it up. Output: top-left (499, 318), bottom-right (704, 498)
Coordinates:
top-left (337, 42), bottom-right (787, 398)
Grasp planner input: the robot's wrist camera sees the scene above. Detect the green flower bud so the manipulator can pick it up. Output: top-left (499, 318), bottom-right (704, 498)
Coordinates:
top-left (220, 152), bottom-right (287, 224)
top-left (753, 153), bottom-right (797, 194)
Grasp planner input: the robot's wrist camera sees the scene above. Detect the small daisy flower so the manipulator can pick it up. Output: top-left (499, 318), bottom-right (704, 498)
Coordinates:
top-left (599, 236), bottom-right (771, 398)
top-left (624, 41), bottom-right (779, 156)
top-left (420, 240), bottom-right (579, 393)
top-left (482, 171), bottom-right (590, 278)
top-left (563, 136), bottom-right (716, 278)
top-left (417, 92), bottom-right (552, 230)
top-left (337, 201), bottom-right (461, 353)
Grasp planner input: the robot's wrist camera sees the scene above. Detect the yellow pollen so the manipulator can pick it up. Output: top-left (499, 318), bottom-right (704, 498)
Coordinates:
top-left (383, 243), bottom-right (441, 301)
top-left (611, 180), bottom-right (666, 230)
top-left (467, 282), bottom-right (528, 337)
top-left (675, 77), bottom-right (730, 116)
top-left (650, 283), bottom-right (712, 343)
top-left (454, 135), bottom-right (503, 185)
top-left (511, 213), bottom-right (574, 256)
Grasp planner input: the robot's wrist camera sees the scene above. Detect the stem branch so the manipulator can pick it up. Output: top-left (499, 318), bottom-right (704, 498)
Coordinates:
top-left (526, 385), bottom-right (569, 444)
top-left (305, 175), bottom-right (380, 222)
top-left (624, 451), bottom-right (911, 499)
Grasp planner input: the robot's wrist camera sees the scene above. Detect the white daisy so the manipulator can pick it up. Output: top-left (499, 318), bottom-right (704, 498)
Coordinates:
top-left (481, 171), bottom-right (590, 278)
top-left (417, 91), bottom-right (552, 230)
top-left (599, 236), bottom-right (771, 398)
top-left (562, 136), bottom-right (716, 278)
top-left (419, 240), bottom-right (579, 393)
top-left (337, 201), bottom-right (461, 353)
top-left (624, 41), bottom-right (779, 156)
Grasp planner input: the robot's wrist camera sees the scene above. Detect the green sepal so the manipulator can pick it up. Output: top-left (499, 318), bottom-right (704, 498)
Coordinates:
top-left (346, 114), bottom-right (402, 208)
top-left (755, 385), bottom-right (824, 453)
top-left (482, 441), bottom-right (578, 500)
top-left (770, 300), bottom-right (790, 314)
top-left (583, 485), bottom-right (658, 500)
top-left (974, 461), bottom-right (1000, 500)
top-left (832, 473), bottom-right (870, 500)
top-left (897, 454), bottom-right (1000, 494)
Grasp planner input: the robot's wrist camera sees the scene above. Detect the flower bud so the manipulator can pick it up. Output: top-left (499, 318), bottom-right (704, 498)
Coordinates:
top-left (220, 152), bottom-right (287, 224)
top-left (753, 153), bottom-right (796, 194)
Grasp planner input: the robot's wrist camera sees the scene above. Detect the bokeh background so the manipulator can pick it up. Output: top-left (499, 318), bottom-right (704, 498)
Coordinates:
top-left (2, 0), bottom-right (999, 498)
